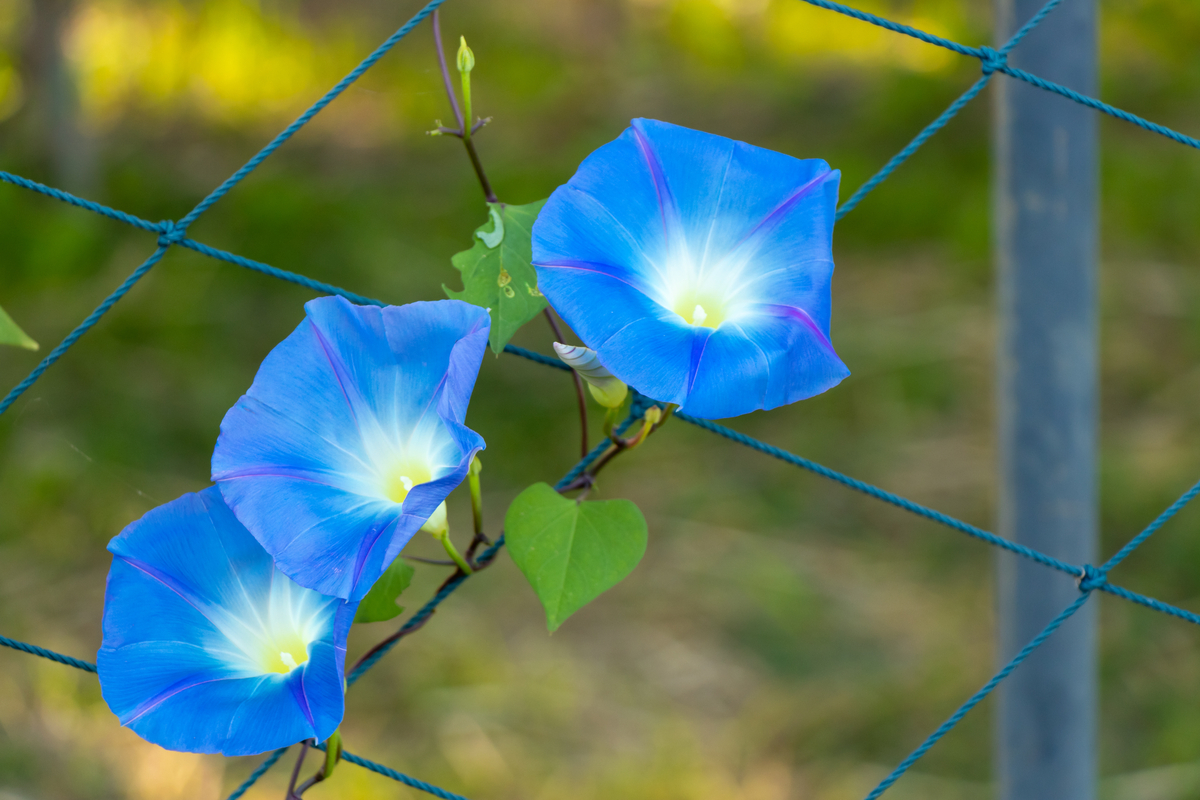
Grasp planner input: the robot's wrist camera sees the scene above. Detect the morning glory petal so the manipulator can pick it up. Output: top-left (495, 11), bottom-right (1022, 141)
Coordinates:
top-left (213, 297), bottom-right (489, 600)
top-left (98, 487), bottom-right (354, 756)
top-left (684, 306), bottom-right (848, 418)
top-left (533, 118), bottom-right (849, 419)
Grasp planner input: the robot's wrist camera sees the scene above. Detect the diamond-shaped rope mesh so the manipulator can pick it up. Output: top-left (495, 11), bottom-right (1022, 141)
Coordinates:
top-left (2, 0), bottom-right (1199, 797)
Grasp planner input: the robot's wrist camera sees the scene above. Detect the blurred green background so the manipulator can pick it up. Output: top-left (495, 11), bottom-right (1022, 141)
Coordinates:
top-left (1, 0), bottom-right (1199, 797)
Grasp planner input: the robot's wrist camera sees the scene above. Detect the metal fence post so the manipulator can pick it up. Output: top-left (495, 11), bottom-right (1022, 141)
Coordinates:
top-left (994, 0), bottom-right (1098, 798)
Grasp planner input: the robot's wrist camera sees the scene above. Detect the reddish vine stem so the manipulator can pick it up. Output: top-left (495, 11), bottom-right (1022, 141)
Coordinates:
top-left (431, 11), bottom-right (498, 203)
top-left (284, 741), bottom-right (309, 800)
top-left (348, 551), bottom-right (494, 679)
top-left (465, 529), bottom-right (492, 564)
top-left (543, 308), bottom-right (590, 458)
top-left (432, 11), bottom-right (464, 131)
top-left (349, 417), bottom-right (661, 692)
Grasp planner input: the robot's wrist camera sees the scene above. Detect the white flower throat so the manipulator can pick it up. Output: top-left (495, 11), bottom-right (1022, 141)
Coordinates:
top-left (211, 576), bottom-right (332, 677)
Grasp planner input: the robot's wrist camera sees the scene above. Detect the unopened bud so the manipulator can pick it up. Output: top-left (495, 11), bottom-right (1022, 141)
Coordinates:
top-left (457, 36), bottom-right (475, 74)
top-left (643, 406), bottom-right (664, 426)
top-left (420, 500), bottom-right (449, 536)
top-left (553, 343), bottom-right (628, 409)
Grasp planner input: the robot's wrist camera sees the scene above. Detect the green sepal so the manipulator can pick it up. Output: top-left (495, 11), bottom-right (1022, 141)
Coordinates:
top-left (323, 729), bottom-right (342, 779)
top-left (587, 378), bottom-right (628, 409)
top-left (603, 391), bottom-right (633, 438)
top-left (0, 304), bottom-right (38, 350)
top-left (354, 559), bottom-right (414, 623)
top-left (505, 482), bottom-right (648, 632)
top-left (445, 199), bottom-right (548, 353)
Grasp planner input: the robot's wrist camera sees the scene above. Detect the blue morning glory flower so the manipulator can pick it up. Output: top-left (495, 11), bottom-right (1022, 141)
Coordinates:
top-left (212, 297), bottom-right (490, 601)
top-left (532, 118), bottom-right (850, 419)
top-left (98, 487), bottom-right (354, 756)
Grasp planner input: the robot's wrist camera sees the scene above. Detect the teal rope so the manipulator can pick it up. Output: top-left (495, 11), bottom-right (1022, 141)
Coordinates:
top-left (1099, 582), bottom-right (1200, 627)
top-left (997, 63), bottom-right (1200, 150)
top-left (177, 237), bottom-right (386, 307)
top-left (0, 246), bottom-right (169, 417)
top-left (0, 634), bottom-right (97, 672)
top-left (837, 75), bottom-right (991, 218)
top-left (340, 748), bottom-right (470, 800)
top-left (996, 0), bottom-right (1066, 56)
top-left (813, 0), bottom-right (1065, 218)
top-left (225, 747), bottom-right (289, 800)
top-left (794, 0), bottom-right (982, 57)
top-left (814, 0), bottom-right (1194, 219)
top-left (862, 592), bottom-right (1092, 800)
top-left (671, 409), bottom-right (1200, 623)
top-left (227, 740), bottom-right (473, 800)
top-left (174, 0), bottom-right (449, 230)
top-left (345, 538), bottom-right (503, 686)
top-left (0, 171), bottom-right (161, 233)
top-left (1102, 478), bottom-right (1200, 573)
top-left (346, 405), bottom-right (641, 686)
top-left (3, 0), bottom-right (1195, 416)
top-left (304, 740), bottom-right (472, 800)
top-left (0, 2), bottom-right (1198, 798)
top-left (0, 0), bottom-right (448, 423)
top-left (672, 411), bottom-right (1082, 576)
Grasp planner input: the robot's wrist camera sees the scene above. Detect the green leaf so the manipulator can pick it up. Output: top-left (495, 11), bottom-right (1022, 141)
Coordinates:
top-left (445, 199), bottom-right (548, 354)
top-left (354, 559), bottom-right (414, 623)
top-left (505, 482), bottom-right (648, 632)
top-left (0, 304), bottom-right (38, 351)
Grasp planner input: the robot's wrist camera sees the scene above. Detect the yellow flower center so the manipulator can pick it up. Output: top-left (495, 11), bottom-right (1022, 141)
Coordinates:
top-left (673, 292), bottom-right (726, 329)
top-left (258, 631), bottom-right (310, 674)
top-left (382, 462), bottom-right (433, 504)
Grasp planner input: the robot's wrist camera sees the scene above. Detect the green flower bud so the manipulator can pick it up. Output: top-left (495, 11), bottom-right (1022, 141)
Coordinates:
top-left (420, 500), bottom-right (449, 536)
top-left (457, 36), bottom-right (475, 74)
top-left (554, 343), bottom-right (629, 409)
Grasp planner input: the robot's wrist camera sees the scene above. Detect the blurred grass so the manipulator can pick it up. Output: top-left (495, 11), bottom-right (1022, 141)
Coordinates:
top-left (0, 0), bottom-right (1199, 798)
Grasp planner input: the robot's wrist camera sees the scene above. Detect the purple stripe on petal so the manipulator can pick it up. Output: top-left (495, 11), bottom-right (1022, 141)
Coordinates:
top-left (631, 121), bottom-right (683, 250)
top-left (730, 170), bottom-right (834, 255)
top-left (756, 303), bottom-right (838, 352)
top-left (287, 669), bottom-right (316, 729)
top-left (534, 119), bottom-right (848, 418)
top-left (213, 298), bottom-right (490, 599)
top-left (686, 327), bottom-right (714, 396)
top-left (117, 555), bottom-right (212, 620)
top-left (124, 670), bottom-right (238, 724)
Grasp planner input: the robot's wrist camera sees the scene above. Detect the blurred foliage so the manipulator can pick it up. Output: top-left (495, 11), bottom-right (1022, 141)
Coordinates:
top-left (0, 0), bottom-right (1198, 798)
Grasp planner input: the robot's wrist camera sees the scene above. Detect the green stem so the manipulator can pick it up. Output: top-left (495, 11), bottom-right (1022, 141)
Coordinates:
top-left (468, 457), bottom-right (484, 537)
top-left (437, 531), bottom-right (474, 575)
top-left (461, 70), bottom-right (473, 144)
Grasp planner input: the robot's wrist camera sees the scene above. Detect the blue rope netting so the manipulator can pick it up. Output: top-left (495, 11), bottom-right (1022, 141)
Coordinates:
top-left (1, 0), bottom-right (1198, 797)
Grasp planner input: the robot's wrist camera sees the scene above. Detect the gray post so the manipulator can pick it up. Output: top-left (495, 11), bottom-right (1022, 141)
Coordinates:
top-left (994, 0), bottom-right (1097, 798)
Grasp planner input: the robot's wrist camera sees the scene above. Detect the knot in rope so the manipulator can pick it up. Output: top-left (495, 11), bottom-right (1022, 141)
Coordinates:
top-left (157, 220), bottom-right (186, 248)
top-left (1077, 564), bottom-right (1107, 593)
top-left (979, 46), bottom-right (1007, 75)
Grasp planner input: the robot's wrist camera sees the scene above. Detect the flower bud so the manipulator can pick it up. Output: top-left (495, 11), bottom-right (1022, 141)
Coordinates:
top-left (553, 342), bottom-right (628, 409)
top-left (457, 36), bottom-right (475, 74)
top-left (420, 500), bottom-right (449, 536)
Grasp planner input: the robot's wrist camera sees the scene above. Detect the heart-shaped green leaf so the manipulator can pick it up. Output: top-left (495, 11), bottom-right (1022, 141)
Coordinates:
top-left (505, 482), bottom-right (648, 632)
top-left (0, 304), bottom-right (37, 351)
top-left (354, 558), bottom-right (414, 623)
top-left (445, 199), bottom-right (548, 353)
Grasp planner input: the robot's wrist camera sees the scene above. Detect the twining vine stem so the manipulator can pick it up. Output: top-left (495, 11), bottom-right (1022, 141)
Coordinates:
top-left (347, 402), bottom-right (666, 688)
top-left (290, 13), bottom-right (654, 795)
top-left (432, 10), bottom-right (497, 203)
top-left (543, 308), bottom-right (590, 458)
top-left (285, 741), bottom-right (309, 799)
top-left (430, 10), bottom-right (590, 457)
top-left (560, 405), bottom-right (672, 495)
